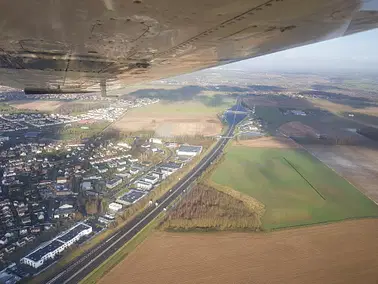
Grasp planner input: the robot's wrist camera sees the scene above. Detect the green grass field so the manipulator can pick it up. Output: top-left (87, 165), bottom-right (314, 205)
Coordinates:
top-left (210, 146), bottom-right (378, 230)
top-left (55, 121), bottom-right (110, 140)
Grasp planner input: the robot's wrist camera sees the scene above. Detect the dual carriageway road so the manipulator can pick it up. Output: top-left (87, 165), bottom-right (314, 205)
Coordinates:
top-left (45, 123), bottom-right (236, 284)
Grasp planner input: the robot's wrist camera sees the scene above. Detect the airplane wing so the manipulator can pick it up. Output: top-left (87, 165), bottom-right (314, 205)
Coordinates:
top-left (0, 0), bottom-right (377, 94)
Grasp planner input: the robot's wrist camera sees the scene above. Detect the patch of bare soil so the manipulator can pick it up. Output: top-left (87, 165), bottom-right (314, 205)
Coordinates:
top-left (306, 145), bottom-right (378, 204)
top-left (279, 121), bottom-right (319, 137)
top-left (235, 136), bottom-right (300, 148)
top-left (9, 100), bottom-right (63, 111)
top-left (113, 116), bottom-right (222, 137)
top-left (99, 219), bottom-right (378, 284)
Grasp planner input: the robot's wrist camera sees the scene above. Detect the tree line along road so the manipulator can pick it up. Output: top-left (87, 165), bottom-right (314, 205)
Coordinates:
top-left (45, 123), bottom-right (236, 284)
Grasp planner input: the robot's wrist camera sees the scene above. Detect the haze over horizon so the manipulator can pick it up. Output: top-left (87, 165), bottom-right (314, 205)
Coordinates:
top-left (221, 28), bottom-right (378, 74)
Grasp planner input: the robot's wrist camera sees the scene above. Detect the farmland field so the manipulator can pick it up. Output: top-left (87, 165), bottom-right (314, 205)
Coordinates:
top-left (8, 100), bottom-right (110, 115)
top-left (306, 145), bottom-right (378, 204)
top-left (113, 101), bottom-right (229, 137)
top-left (9, 100), bottom-right (64, 111)
top-left (310, 98), bottom-right (378, 117)
top-left (254, 104), bottom-right (368, 141)
top-left (98, 219), bottom-right (378, 284)
top-left (234, 136), bottom-right (300, 148)
top-left (243, 95), bottom-right (313, 108)
top-left (253, 105), bottom-right (331, 133)
top-left (210, 146), bottom-right (378, 229)
top-left (342, 112), bottom-right (378, 127)
top-left (46, 121), bottom-right (110, 141)
top-left (279, 121), bottom-right (319, 137)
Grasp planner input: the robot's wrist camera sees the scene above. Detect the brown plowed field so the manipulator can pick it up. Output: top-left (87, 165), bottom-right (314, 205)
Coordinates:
top-left (9, 100), bottom-right (63, 111)
top-left (99, 219), bottom-right (378, 284)
top-left (114, 117), bottom-right (222, 137)
top-left (279, 121), bottom-right (319, 137)
top-left (113, 102), bottom-right (223, 137)
top-left (235, 136), bottom-right (300, 148)
top-left (306, 145), bottom-right (378, 204)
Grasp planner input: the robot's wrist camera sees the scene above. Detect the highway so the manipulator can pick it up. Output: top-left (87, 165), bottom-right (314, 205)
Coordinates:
top-left (44, 122), bottom-right (236, 284)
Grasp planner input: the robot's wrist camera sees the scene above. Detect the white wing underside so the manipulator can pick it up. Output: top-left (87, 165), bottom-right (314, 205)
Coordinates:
top-left (0, 0), bottom-right (377, 93)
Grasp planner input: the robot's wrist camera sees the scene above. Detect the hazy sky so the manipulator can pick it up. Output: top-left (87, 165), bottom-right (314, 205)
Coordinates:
top-left (229, 28), bottom-right (378, 73)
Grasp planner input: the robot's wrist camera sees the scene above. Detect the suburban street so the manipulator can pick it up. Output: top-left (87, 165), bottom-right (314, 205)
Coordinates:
top-left (45, 122), bottom-right (236, 284)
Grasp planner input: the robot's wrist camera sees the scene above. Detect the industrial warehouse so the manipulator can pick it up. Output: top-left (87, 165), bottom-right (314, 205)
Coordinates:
top-left (21, 223), bottom-right (92, 269)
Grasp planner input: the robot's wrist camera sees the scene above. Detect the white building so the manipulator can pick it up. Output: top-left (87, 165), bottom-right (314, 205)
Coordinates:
top-left (117, 142), bottom-right (131, 149)
top-left (98, 216), bottom-right (112, 225)
top-left (116, 172), bottom-right (131, 179)
top-left (291, 110), bottom-right (306, 116)
top-left (141, 143), bottom-right (150, 148)
top-left (53, 204), bottom-right (75, 219)
top-left (56, 177), bottom-right (67, 184)
top-left (150, 171), bottom-right (165, 180)
top-left (165, 142), bottom-right (178, 148)
top-left (117, 166), bottom-right (126, 172)
top-left (176, 145), bottom-right (203, 157)
top-left (130, 168), bottom-right (139, 175)
top-left (106, 177), bottom-right (123, 189)
top-left (21, 223), bottom-right (92, 269)
top-left (109, 202), bottom-right (123, 212)
top-left (118, 159), bottom-right (128, 166)
top-left (97, 166), bottom-right (108, 173)
top-left (149, 138), bottom-right (163, 144)
top-left (135, 180), bottom-right (153, 191)
top-left (143, 175), bottom-right (159, 185)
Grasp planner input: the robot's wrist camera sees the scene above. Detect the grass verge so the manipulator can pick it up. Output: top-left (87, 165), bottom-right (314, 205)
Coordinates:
top-left (79, 213), bottom-right (164, 284)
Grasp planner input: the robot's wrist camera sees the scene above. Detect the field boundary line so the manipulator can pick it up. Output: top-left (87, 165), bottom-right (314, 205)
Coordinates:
top-left (282, 157), bottom-right (326, 200)
top-left (281, 131), bottom-right (378, 206)
top-left (268, 216), bottom-right (378, 232)
top-left (305, 146), bottom-right (378, 206)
